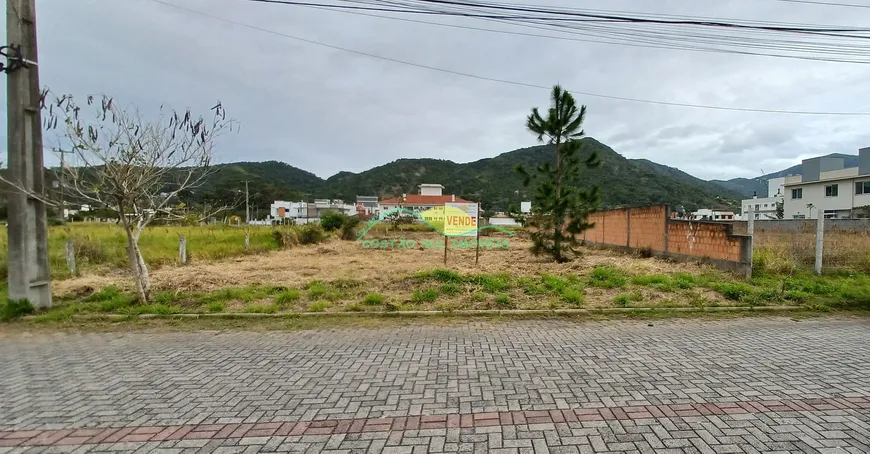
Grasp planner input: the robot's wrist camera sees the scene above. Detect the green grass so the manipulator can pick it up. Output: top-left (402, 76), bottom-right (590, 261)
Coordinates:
top-left (439, 283), bottom-right (461, 295)
top-left (493, 293), bottom-right (512, 308)
top-left (274, 290), bottom-right (301, 306)
top-left (362, 293), bottom-right (385, 305)
top-left (542, 274), bottom-right (568, 292)
top-left (411, 288), bottom-right (440, 303)
top-left (560, 288), bottom-right (584, 305)
top-left (614, 291), bottom-right (644, 307)
top-left (309, 301), bottom-right (331, 312)
top-left (306, 281), bottom-right (328, 299)
top-left (244, 303), bottom-right (279, 314)
top-left (1, 299), bottom-right (35, 321)
top-left (470, 291), bottom-right (487, 302)
top-left (518, 277), bottom-right (548, 295)
top-left (588, 266), bottom-right (628, 289)
top-left (123, 303), bottom-right (182, 315)
top-left (469, 274), bottom-right (510, 293)
top-left (206, 301), bottom-right (226, 313)
top-left (631, 274), bottom-right (677, 292)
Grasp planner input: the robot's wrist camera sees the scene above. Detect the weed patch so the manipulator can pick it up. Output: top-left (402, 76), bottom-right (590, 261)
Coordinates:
top-left (613, 291), bottom-right (643, 307)
top-left (589, 266), bottom-right (627, 288)
top-left (363, 293), bottom-right (385, 305)
top-left (411, 288), bottom-right (440, 303)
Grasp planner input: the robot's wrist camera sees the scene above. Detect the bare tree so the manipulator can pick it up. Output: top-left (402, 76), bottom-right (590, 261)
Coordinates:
top-left (44, 94), bottom-right (235, 302)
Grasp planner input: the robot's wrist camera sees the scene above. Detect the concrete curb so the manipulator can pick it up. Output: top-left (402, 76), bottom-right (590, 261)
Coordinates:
top-left (21, 305), bottom-right (805, 321)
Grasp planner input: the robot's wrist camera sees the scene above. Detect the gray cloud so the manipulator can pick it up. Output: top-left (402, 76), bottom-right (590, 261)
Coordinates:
top-left (5, 0), bottom-right (870, 182)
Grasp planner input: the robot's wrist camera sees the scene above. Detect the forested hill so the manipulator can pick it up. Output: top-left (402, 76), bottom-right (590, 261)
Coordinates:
top-left (189, 138), bottom-right (744, 213)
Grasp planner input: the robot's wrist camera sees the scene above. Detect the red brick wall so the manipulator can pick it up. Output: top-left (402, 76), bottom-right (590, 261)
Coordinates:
top-left (667, 221), bottom-right (743, 262)
top-left (583, 205), bottom-right (745, 264)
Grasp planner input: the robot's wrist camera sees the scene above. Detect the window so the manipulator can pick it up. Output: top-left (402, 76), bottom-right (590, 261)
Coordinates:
top-left (791, 188), bottom-right (802, 199)
top-left (793, 214), bottom-right (806, 219)
top-left (824, 210), bottom-right (838, 219)
top-left (825, 184), bottom-right (839, 197)
top-left (755, 204), bottom-right (760, 211)
top-left (764, 204), bottom-right (768, 208)
top-left (856, 181), bottom-right (870, 195)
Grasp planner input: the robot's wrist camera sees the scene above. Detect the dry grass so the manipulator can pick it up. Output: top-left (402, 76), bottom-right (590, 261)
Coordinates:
top-left (754, 229), bottom-right (870, 274)
top-left (53, 233), bottom-right (717, 299)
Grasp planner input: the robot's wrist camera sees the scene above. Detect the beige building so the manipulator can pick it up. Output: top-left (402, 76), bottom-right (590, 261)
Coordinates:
top-left (783, 147), bottom-right (870, 219)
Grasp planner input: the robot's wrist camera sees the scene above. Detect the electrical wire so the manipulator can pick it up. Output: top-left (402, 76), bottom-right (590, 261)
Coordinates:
top-left (770, 0), bottom-right (870, 8)
top-left (147, 0), bottom-right (870, 116)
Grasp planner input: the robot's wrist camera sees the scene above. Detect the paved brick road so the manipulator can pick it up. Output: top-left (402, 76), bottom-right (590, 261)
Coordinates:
top-left (1, 317), bottom-right (869, 453)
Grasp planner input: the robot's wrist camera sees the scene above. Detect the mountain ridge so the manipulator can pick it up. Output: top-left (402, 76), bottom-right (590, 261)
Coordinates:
top-left (193, 137), bottom-right (744, 214)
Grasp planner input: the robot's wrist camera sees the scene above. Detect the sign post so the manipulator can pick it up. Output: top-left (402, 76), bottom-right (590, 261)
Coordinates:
top-left (475, 203), bottom-right (481, 265)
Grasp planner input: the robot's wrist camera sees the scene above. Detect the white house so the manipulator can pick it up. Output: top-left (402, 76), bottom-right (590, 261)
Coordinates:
top-left (739, 177), bottom-right (784, 220)
top-left (377, 184), bottom-right (474, 215)
top-left (783, 147), bottom-right (870, 219)
top-left (689, 209), bottom-right (735, 221)
top-left (269, 199), bottom-right (358, 224)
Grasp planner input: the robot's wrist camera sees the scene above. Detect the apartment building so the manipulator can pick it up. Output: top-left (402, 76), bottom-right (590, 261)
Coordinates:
top-left (783, 147), bottom-right (870, 219)
top-left (740, 177), bottom-right (784, 220)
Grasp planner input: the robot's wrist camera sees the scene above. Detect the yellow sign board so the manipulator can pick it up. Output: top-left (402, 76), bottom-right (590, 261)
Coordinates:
top-left (443, 203), bottom-right (479, 237)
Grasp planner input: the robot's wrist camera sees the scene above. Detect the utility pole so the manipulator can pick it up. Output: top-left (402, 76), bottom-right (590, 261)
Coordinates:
top-left (5, 0), bottom-right (52, 308)
top-left (245, 180), bottom-right (250, 224)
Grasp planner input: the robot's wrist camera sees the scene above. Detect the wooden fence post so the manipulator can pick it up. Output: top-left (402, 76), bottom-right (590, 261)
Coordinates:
top-left (65, 240), bottom-right (76, 276)
top-left (244, 233), bottom-right (250, 252)
top-left (179, 236), bottom-right (187, 265)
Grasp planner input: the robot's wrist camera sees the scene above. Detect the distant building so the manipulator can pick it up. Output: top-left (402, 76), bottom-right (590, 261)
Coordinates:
top-left (739, 177), bottom-right (784, 220)
top-left (783, 147), bottom-right (870, 219)
top-left (270, 199), bottom-right (357, 224)
top-left (356, 196), bottom-right (379, 216)
top-left (378, 184), bottom-right (474, 214)
top-left (690, 208), bottom-right (735, 221)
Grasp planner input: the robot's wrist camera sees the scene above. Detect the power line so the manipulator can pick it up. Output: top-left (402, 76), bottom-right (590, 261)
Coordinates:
top-left (280, 0), bottom-right (870, 63)
top-left (770, 0), bottom-right (870, 8)
top-left (240, 0), bottom-right (870, 63)
top-left (147, 0), bottom-right (870, 116)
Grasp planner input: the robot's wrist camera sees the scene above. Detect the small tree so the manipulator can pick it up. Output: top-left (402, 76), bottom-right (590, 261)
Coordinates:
top-left (514, 85), bottom-right (600, 262)
top-left (320, 211), bottom-right (345, 231)
top-left (44, 94), bottom-right (235, 302)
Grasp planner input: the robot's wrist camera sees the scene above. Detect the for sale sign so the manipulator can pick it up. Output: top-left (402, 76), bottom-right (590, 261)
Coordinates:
top-left (444, 202), bottom-right (479, 237)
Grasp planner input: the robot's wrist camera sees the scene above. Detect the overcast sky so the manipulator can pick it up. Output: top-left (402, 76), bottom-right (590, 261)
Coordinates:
top-left (4, 0), bottom-right (870, 181)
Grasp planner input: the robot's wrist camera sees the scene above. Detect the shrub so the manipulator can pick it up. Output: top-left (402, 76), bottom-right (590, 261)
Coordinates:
top-left (588, 266), bottom-right (627, 288)
top-left (320, 211), bottom-right (345, 231)
top-left (275, 290), bottom-right (301, 306)
top-left (494, 293), bottom-right (512, 308)
top-left (340, 215), bottom-right (362, 240)
top-left (561, 288), bottom-right (584, 305)
top-left (309, 301), bottom-right (331, 312)
top-left (272, 228), bottom-right (299, 248)
top-left (207, 301), bottom-right (226, 313)
top-left (411, 288), bottom-right (439, 303)
top-left (298, 223), bottom-right (328, 245)
top-left (1, 299), bottom-right (34, 321)
top-left (363, 293), bottom-right (385, 305)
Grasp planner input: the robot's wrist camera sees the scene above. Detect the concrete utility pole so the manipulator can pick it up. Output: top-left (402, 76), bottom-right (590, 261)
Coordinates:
top-left (6, 0), bottom-right (52, 308)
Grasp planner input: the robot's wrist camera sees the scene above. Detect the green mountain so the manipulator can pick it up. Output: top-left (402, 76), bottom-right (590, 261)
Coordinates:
top-left (190, 138), bottom-right (743, 214)
top-left (710, 153), bottom-right (860, 197)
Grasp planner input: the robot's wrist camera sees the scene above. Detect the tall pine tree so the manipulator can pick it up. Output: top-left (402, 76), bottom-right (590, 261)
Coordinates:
top-left (515, 85), bottom-right (601, 262)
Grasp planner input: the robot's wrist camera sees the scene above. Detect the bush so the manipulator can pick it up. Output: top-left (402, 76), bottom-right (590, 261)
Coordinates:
top-left (298, 223), bottom-right (328, 245)
top-left (340, 215), bottom-right (362, 240)
top-left (320, 211), bottom-right (345, 231)
top-left (1, 299), bottom-right (35, 321)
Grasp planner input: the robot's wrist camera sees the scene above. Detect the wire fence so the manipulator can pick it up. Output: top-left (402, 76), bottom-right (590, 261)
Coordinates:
top-left (734, 218), bottom-right (870, 275)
